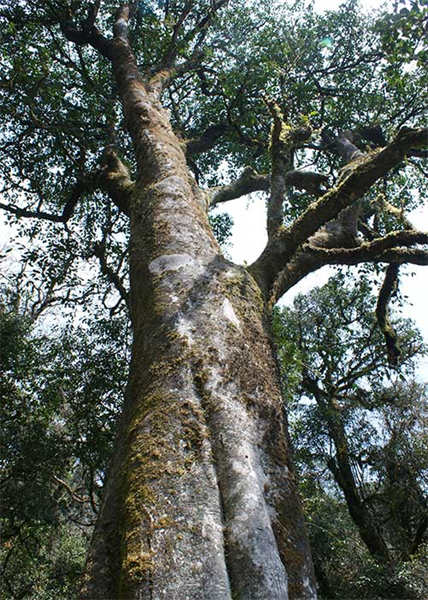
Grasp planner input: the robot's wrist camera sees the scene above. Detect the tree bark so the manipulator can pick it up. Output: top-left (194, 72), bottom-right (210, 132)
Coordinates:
top-left (79, 21), bottom-right (317, 600)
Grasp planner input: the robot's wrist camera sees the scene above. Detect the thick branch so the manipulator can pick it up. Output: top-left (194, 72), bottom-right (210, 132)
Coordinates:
top-left (98, 147), bottom-right (134, 216)
top-left (209, 167), bottom-right (269, 206)
top-left (60, 3), bottom-right (113, 59)
top-left (408, 148), bottom-right (428, 158)
top-left (186, 123), bottom-right (228, 156)
top-left (267, 101), bottom-right (289, 238)
top-left (285, 170), bottom-right (328, 195)
top-left (305, 246), bottom-right (428, 272)
top-left (314, 129), bottom-right (367, 249)
top-left (322, 128), bottom-right (364, 162)
top-left (208, 169), bottom-right (329, 207)
top-left (372, 205), bottom-right (414, 367)
top-left (265, 98), bottom-right (312, 238)
top-left (308, 230), bottom-right (428, 257)
top-left (149, 1), bottom-right (230, 95)
top-left (336, 247), bottom-right (428, 265)
top-left (356, 125), bottom-right (387, 148)
top-left (270, 232), bottom-right (428, 304)
top-left (113, 4), bottom-right (131, 42)
top-left (250, 127), bottom-right (428, 294)
top-left (148, 50), bottom-right (205, 96)
top-left (376, 264), bottom-right (401, 366)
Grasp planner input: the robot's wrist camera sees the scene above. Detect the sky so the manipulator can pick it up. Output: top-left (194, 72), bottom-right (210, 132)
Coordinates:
top-left (314, 0), bottom-right (389, 11)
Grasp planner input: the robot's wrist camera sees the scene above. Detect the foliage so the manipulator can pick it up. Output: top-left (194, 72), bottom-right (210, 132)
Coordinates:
top-left (0, 0), bottom-right (427, 596)
top-left (302, 482), bottom-right (428, 600)
top-left (1, 523), bottom-right (87, 600)
top-left (0, 285), bottom-right (127, 598)
top-left (274, 274), bottom-right (428, 598)
top-left (0, 0), bottom-right (426, 307)
top-left (208, 211), bottom-right (233, 247)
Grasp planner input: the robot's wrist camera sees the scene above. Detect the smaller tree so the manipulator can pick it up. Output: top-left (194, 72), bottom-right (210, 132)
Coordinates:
top-left (0, 280), bottom-right (128, 599)
top-left (274, 273), bottom-right (427, 597)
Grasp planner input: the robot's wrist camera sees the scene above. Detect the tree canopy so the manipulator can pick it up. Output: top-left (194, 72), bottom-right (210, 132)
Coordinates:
top-left (0, 0), bottom-right (427, 598)
top-left (274, 274), bottom-right (427, 597)
top-left (1, 0), bottom-right (427, 309)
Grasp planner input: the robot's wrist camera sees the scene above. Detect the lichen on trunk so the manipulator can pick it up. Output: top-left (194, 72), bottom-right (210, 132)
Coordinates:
top-left (81, 174), bottom-right (316, 598)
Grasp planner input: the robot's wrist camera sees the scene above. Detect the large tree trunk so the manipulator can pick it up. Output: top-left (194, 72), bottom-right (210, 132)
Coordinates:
top-left (81, 182), bottom-right (316, 599)
top-left (79, 22), bottom-right (316, 598)
top-left (81, 199), bottom-right (316, 598)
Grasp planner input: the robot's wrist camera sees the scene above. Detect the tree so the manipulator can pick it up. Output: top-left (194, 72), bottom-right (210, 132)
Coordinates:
top-left (0, 272), bottom-right (128, 598)
top-left (274, 274), bottom-right (427, 597)
top-left (0, 1), bottom-right (427, 598)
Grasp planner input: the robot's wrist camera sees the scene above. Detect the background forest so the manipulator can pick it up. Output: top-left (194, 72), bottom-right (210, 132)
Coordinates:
top-left (0, 0), bottom-right (427, 598)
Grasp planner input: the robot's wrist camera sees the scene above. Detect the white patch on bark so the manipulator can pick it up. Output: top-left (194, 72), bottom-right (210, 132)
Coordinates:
top-left (154, 175), bottom-right (188, 195)
top-left (149, 253), bottom-right (195, 275)
top-left (222, 298), bottom-right (241, 330)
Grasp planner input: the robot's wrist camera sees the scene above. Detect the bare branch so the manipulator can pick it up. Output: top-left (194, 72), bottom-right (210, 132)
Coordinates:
top-left (0, 175), bottom-right (96, 224)
top-left (98, 147), bottom-right (134, 216)
top-left (209, 167), bottom-right (269, 206)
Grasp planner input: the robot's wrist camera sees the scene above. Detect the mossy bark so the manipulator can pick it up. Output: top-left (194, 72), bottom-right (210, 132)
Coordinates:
top-left (81, 180), bottom-right (316, 598)
top-left (79, 26), bottom-right (316, 600)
